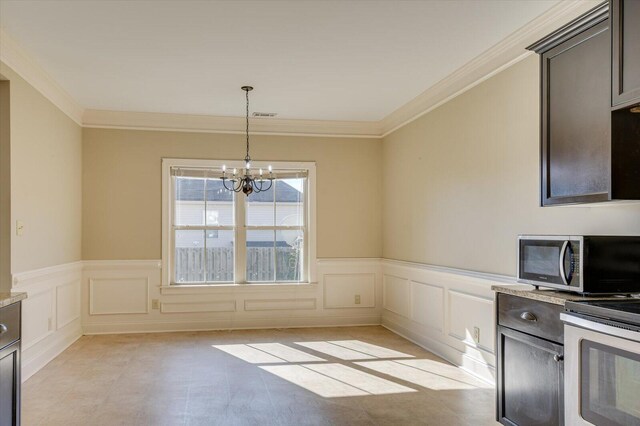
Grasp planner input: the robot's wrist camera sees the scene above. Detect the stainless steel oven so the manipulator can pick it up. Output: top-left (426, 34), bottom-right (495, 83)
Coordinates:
top-left (562, 301), bottom-right (640, 426)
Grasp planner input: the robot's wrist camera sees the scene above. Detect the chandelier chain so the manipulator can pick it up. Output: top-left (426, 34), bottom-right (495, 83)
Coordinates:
top-left (245, 88), bottom-right (250, 162)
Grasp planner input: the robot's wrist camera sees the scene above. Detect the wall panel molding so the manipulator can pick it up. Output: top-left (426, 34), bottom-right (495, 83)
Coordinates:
top-left (381, 259), bottom-right (503, 384)
top-left (161, 300), bottom-right (236, 314)
top-left (244, 298), bottom-right (317, 312)
top-left (323, 273), bottom-right (375, 309)
top-left (89, 277), bottom-right (149, 315)
top-left (12, 262), bottom-right (83, 382)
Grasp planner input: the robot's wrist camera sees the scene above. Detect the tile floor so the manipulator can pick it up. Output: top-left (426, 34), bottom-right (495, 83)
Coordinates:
top-left (22, 326), bottom-right (498, 426)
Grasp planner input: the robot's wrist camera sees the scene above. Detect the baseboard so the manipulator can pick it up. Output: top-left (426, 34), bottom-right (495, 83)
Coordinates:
top-left (381, 316), bottom-right (495, 385)
top-left (82, 314), bottom-right (381, 335)
top-left (21, 320), bottom-right (82, 382)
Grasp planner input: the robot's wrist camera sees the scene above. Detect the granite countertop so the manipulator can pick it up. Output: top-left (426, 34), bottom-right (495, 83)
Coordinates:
top-left (491, 284), bottom-right (639, 307)
top-left (0, 292), bottom-right (28, 308)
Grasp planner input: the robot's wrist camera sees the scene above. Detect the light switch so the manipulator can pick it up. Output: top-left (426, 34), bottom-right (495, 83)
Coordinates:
top-left (16, 220), bottom-right (24, 236)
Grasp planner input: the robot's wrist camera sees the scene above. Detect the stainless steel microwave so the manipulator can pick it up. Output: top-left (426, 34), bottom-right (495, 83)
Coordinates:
top-left (517, 235), bottom-right (640, 294)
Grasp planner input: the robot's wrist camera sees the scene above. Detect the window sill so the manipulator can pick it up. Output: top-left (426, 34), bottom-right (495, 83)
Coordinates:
top-left (160, 282), bottom-right (318, 295)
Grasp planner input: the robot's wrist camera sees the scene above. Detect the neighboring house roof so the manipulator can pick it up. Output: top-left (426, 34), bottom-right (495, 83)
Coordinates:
top-left (176, 178), bottom-right (301, 202)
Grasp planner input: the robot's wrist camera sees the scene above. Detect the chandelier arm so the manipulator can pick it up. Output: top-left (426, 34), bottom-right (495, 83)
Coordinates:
top-left (221, 178), bottom-right (233, 192)
top-left (258, 178), bottom-right (273, 192)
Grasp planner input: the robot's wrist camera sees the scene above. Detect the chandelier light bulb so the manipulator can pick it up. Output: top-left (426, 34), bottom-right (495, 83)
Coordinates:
top-left (222, 164), bottom-right (226, 172)
top-left (268, 165), bottom-right (272, 173)
top-left (233, 168), bottom-right (237, 175)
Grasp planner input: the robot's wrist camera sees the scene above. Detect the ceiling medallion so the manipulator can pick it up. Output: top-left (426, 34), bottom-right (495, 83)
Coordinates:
top-left (222, 86), bottom-right (274, 195)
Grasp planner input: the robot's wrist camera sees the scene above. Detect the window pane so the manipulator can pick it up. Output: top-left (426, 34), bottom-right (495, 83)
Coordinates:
top-left (246, 230), bottom-right (275, 282)
top-left (276, 179), bottom-right (304, 226)
top-left (205, 230), bottom-right (234, 282)
top-left (276, 230), bottom-right (303, 281)
top-left (174, 230), bottom-right (205, 282)
top-left (175, 177), bottom-right (205, 226)
top-left (246, 182), bottom-right (275, 226)
top-left (205, 179), bottom-right (234, 226)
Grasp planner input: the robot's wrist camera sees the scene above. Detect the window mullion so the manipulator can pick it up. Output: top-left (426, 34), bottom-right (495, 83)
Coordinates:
top-left (273, 181), bottom-right (277, 281)
top-left (235, 192), bottom-right (246, 283)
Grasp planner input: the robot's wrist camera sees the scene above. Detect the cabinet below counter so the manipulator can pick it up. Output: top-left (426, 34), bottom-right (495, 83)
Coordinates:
top-left (0, 294), bottom-right (26, 426)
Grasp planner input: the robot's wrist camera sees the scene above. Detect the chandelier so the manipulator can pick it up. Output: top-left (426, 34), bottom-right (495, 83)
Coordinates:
top-left (222, 86), bottom-right (274, 195)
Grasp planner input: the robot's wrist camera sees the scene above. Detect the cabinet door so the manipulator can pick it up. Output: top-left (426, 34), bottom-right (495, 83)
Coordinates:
top-left (0, 341), bottom-right (20, 426)
top-left (541, 19), bottom-right (611, 205)
top-left (497, 326), bottom-right (564, 426)
top-left (612, 0), bottom-right (640, 108)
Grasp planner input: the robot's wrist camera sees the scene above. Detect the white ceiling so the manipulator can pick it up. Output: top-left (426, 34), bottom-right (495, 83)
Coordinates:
top-left (0, 0), bottom-right (561, 122)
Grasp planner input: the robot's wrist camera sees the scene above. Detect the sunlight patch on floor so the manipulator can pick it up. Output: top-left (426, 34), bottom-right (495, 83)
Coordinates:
top-left (395, 359), bottom-right (493, 389)
top-left (212, 344), bottom-right (287, 364)
top-left (293, 341), bottom-right (376, 360)
top-left (248, 343), bottom-right (326, 363)
top-left (304, 363), bottom-right (417, 395)
top-left (355, 360), bottom-right (478, 390)
top-left (261, 363), bottom-right (416, 397)
top-left (260, 364), bottom-right (369, 397)
top-left (327, 340), bottom-right (414, 359)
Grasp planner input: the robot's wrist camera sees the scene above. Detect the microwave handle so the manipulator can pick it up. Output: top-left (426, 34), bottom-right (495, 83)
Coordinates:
top-left (559, 241), bottom-right (570, 285)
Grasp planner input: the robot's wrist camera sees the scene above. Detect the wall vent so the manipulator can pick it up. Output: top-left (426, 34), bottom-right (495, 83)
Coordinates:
top-left (252, 112), bottom-right (278, 117)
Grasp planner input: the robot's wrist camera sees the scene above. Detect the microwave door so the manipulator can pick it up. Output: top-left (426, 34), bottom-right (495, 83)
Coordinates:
top-left (519, 239), bottom-right (568, 287)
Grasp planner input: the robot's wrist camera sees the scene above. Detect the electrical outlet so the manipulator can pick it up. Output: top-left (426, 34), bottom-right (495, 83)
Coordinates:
top-left (152, 299), bottom-right (160, 310)
top-left (16, 221), bottom-right (24, 236)
top-left (473, 327), bottom-right (480, 344)
top-left (354, 294), bottom-right (361, 305)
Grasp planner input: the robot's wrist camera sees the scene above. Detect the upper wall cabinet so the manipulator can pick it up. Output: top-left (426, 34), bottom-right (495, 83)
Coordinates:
top-left (612, 0), bottom-right (640, 108)
top-left (528, 3), bottom-right (640, 206)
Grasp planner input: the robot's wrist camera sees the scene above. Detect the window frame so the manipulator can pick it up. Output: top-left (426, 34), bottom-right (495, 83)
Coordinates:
top-left (162, 158), bottom-right (316, 287)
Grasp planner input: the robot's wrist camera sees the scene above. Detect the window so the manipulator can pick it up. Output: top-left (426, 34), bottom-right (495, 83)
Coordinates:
top-left (162, 159), bottom-right (316, 286)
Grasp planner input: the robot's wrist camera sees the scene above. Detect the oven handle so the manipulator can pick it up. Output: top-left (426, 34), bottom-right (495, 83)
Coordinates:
top-left (559, 240), bottom-right (569, 285)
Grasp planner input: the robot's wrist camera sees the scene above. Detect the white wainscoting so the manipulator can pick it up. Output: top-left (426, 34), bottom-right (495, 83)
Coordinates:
top-left (12, 262), bottom-right (83, 381)
top-left (81, 258), bottom-right (382, 334)
top-left (381, 259), bottom-right (515, 384)
top-left (15, 257), bottom-right (512, 384)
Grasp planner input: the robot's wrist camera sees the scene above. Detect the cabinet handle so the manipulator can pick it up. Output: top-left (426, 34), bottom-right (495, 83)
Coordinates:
top-left (519, 312), bottom-right (537, 322)
top-left (0, 324), bottom-right (7, 335)
top-left (553, 354), bottom-right (564, 362)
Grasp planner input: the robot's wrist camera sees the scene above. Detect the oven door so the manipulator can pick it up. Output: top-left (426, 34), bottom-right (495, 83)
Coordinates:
top-left (563, 314), bottom-right (640, 426)
top-left (518, 236), bottom-right (581, 290)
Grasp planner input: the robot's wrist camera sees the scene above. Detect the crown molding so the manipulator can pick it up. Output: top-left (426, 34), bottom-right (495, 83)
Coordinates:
top-left (1, 0), bottom-right (603, 138)
top-left (379, 0), bottom-right (603, 137)
top-left (82, 109), bottom-right (382, 139)
top-left (0, 28), bottom-right (84, 126)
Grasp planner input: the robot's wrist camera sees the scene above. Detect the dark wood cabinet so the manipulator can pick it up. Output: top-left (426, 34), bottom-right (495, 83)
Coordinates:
top-left (612, 0), bottom-right (640, 108)
top-left (0, 302), bottom-right (21, 426)
top-left (0, 341), bottom-right (20, 426)
top-left (497, 326), bottom-right (564, 426)
top-left (529, 3), bottom-right (640, 206)
top-left (496, 294), bottom-right (564, 426)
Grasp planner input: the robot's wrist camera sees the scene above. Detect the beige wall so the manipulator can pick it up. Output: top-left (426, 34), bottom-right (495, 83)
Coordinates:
top-left (0, 62), bottom-right (82, 274)
top-left (0, 80), bottom-right (10, 291)
top-left (82, 129), bottom-right (382, 260)
top-left (382, 54), bottom-right (640, 276)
